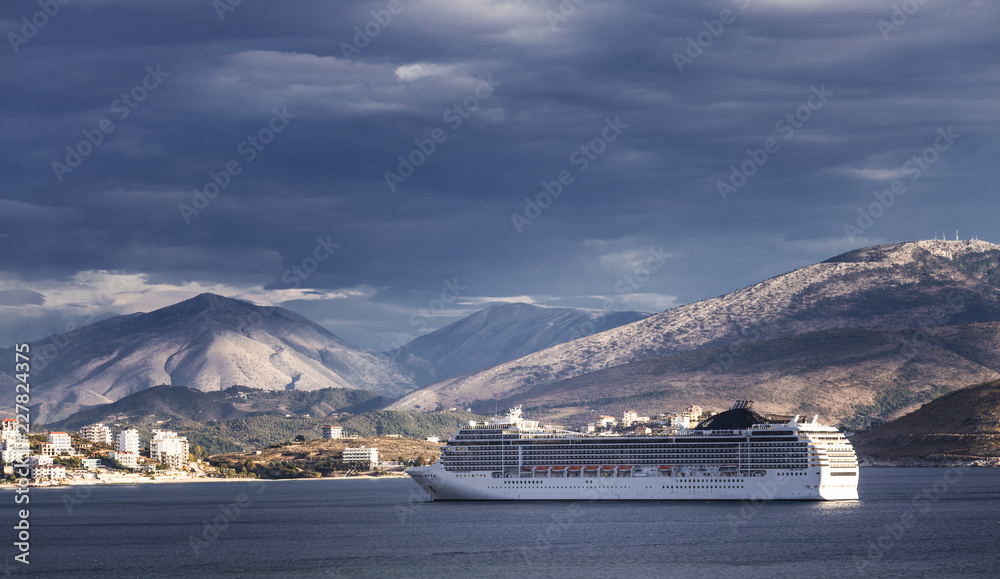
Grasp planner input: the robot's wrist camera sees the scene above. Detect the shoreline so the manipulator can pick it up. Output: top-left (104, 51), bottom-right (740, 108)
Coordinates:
top-left (0, 472), bottom-right (409, 490)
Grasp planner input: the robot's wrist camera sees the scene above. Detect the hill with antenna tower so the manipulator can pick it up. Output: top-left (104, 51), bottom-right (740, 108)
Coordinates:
top-left (391, 239), bottom-right (1000, 428)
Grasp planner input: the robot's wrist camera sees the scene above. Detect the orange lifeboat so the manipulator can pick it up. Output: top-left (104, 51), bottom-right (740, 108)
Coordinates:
top-left (617, 465), bottom-right (633, 470)
top-left (658, 465), bottom-right (674, 471)
top-left (534, 466), bottom-right (550, 471)
top-left (567, 466), bottom-right (583, 471)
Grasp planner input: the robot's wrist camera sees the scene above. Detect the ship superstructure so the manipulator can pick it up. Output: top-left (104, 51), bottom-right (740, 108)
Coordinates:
top-left (407, 401), bottom-right (859, 501)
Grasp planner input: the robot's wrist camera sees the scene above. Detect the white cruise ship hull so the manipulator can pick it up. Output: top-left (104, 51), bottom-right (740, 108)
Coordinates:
top-left (408, 402), bottom-right (860, 501)
top-left (408, 464), bottom-right (858, 501)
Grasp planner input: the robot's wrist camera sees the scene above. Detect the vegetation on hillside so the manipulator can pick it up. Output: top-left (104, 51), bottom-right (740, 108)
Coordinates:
top-left (46, 385), bottom-right (385, 432)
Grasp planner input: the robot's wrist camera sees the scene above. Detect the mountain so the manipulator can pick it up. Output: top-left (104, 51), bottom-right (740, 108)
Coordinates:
top-left (6, 293), bottom-right (413, 423)
top-left (389, 240), bottom-right (1000, 426)
top-left (852, 378), bottom-right (1000, 466)
top-left (389, 303), bottom-right (652, 385)
top-left (45, 385), bottom-right (385, 432)
top-left (45, 384), bottom-right (478, 455)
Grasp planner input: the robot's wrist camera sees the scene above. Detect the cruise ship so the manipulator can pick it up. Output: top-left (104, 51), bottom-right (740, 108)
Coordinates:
top-left (407, 401), bottom-right (859, 501)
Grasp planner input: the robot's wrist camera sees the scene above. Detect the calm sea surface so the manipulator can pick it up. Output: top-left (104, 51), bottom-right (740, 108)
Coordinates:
top-left (3, 468), bottom-right (999, 578)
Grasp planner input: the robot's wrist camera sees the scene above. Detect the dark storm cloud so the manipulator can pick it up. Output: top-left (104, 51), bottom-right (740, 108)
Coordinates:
top-left (1, 0), bottom-right (998, 348)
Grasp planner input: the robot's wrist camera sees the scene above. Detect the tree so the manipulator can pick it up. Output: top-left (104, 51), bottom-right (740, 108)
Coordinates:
top-left (415, 455), bottom-right (427, 467)
top-left (191, 445), bottom-right (207, 461)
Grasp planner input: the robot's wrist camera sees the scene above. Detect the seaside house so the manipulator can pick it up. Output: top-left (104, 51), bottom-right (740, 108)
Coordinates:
top-left (32, 463), bottom-right (67, 482)
top-left (118, 429), bottom-right (141, 455)
top-left (109, 451), bottom-right (139, 469)
top-left (48, 432), bottom-right (74, 454)
top-left (150, 430), bottom-right (189, 469)
top-left (343, 447), bottom-right (378, 464)
top-left (80, 423), bottom-right (114, 445)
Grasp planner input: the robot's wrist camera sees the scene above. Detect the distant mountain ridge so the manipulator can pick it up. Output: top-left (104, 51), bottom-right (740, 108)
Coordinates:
top-left (0, 294), bottom-right (653, 424)
top-left (390, 240), bottom-right (1000, 426)
top-left (9, 293), bottom-right (413, 423)
top-left (390, 303), bottom-right (652, 385)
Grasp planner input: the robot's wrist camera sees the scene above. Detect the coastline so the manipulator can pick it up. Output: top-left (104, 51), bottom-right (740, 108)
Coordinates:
top-left (0, 471), bottom-right (409, 490)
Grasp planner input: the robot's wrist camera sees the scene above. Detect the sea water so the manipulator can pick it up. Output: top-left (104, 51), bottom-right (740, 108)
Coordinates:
top-left (2, 468), bottom-right (998, 578)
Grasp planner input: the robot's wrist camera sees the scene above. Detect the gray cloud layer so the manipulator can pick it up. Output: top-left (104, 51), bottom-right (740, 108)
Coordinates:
top-left (1, 0), bottom-right (997, 348)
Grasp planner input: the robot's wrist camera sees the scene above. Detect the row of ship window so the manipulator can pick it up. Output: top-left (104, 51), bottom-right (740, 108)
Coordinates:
top-left (492, 483), bottom-right (748, 490)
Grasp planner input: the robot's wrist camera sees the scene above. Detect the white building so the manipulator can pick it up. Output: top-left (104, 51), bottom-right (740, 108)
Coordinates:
top-left (1, 419), bottom-right (30, 463)
top-left (595, 415), bottom-right (617, 429)
top-left (118, 429), bottom-right (141, 455)
top-left (343, 447), bottom-right (378, 464)
top-left (32, 463), bottom-right (67, 481)
top-left (109, 451), bottom-right (139, 469)
top-left (79, 423), bottom-right (114, 445)
top-left (28, 455), bottom-right (53, 469)
top-left (668, 414), bottom-right (691, 429)
top-left (47, 432), bottom-right (73, 454)
top-left (150, 430), bottom-right (189, 469)
top-left (322, 425), bottom-right (343, 439)
top-left (621, 410), bottom-right (650, 428)
top-left (1, 418), bottom-right (19, 437)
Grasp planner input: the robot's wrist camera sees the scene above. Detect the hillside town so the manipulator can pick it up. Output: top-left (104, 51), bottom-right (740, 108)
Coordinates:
top-left (586, 405), bottom-right (710, 434)
top-left (0, 419), bottom-right (409, 486)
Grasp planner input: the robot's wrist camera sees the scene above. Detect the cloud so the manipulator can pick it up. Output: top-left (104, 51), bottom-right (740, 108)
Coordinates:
top-left (0, 289), bottom-right (45, 306)
top-left (0, 0), bottom-right (997, 350)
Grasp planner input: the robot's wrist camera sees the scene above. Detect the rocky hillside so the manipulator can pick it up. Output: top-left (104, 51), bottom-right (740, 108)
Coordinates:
top-left (391, 302), bottom-right (651, 385)
top-left (390, 240), bottom-right (1000, 426)
top-left (45, 385), bottom-right (385, 431)
top-left (852, 379), bottom-right (1000, 466)
top-left (8, 294), bottom-right (413, 423)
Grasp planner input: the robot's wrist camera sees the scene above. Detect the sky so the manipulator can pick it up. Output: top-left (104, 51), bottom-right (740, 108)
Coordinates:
top-left (1, 0), bottom-right (998, 351)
